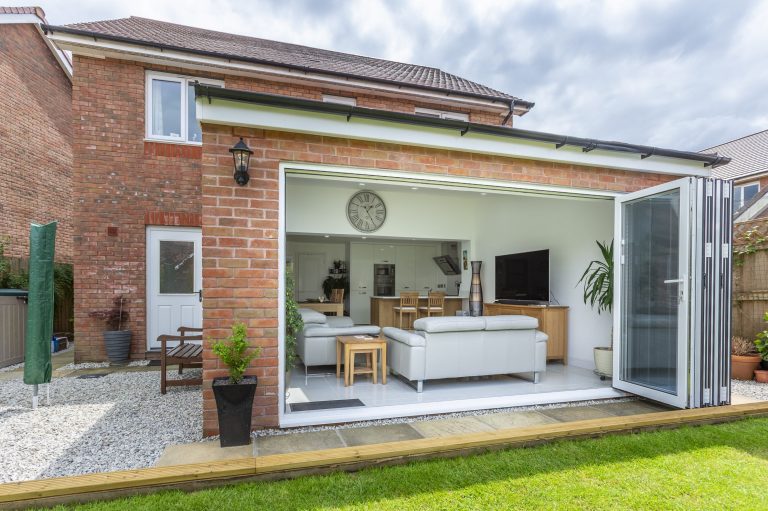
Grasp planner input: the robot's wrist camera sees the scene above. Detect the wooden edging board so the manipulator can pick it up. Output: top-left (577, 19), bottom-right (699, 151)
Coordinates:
top-left (2, 401), bottom-right (768, 509)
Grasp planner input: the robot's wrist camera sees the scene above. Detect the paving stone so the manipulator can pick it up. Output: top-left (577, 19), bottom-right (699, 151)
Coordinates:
top-left (255, 430), bottom-right (344, 456)
top-left (589, 400), bottom-right (672, 417)
top-left (338, 423), bottom-right (423, 446)
top-left (538, 405), bottom-right (615, 422)
top-left (410, 416), bottom-right (495, 438)
top-left (475, 410), bottom-right (558, 430)
top-left (155, 441), bottom-right (251, 467)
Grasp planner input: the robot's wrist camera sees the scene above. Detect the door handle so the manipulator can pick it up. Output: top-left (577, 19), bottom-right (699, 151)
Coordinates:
top-left (663, 278), bottom-right (684, 284)
top-left (197, 289), bottom-right (203, 302)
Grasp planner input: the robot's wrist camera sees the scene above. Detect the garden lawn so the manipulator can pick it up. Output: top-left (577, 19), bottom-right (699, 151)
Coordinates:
top-left (47, 418), bottom-right (768, 511)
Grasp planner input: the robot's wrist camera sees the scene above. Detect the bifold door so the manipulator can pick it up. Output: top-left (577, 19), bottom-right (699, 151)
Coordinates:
top-left (614, 177), bottom-right (732, 408)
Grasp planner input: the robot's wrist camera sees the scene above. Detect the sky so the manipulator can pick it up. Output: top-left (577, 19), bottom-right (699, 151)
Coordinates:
top-left (18, 0), bottom-right (768, 151)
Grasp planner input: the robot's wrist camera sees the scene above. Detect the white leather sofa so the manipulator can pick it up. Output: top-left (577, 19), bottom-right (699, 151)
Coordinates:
top-left (383, 315), bottom-right (548, 392)
top-left (296, 308), bottom-right (381, 383)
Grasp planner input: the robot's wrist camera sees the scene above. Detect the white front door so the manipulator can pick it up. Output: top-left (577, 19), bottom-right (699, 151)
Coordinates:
top-left (147, 227), bottom-right (202, 350)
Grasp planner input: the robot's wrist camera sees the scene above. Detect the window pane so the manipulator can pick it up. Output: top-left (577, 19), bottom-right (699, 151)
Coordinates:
top-left (744, 184), bottom-right (759, 202)
top-left (187, 82), bottom-right (202, 142)
top-left (151, 79), bottom-right (182, 137)
top-left (159, 241), bottom-right (195, 294)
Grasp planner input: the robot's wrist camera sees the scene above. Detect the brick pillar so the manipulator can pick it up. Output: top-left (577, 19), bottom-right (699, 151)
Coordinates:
top-left (200, 124), bottom-right (280, 436)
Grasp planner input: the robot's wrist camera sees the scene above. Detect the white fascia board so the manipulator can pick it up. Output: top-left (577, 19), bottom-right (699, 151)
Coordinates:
top-left (197, 97), bottom-right (712, 178)
top-left (47, 33), bottom-right (515, 114)
top-left (0, 13), bottom-right (40, 24)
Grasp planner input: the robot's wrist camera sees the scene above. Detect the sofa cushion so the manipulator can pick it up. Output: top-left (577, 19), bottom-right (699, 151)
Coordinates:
top-left (326, 316), bottom-right (355, 328)
top-left (299, 308), bottom-right (327, 324)
top-left (484, 315), bottom-right (538, 331)
top-left (413, 316), bottom-right (486, 333)
top-left (383, 327), bottom-right (426, 347)
top-left (303, 325), bottom-right (381, 338)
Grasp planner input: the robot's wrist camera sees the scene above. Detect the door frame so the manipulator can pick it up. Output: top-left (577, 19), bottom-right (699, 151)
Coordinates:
top-left (146, 226), bottom-right (203, 350)
top-left (612, 177), bottom-right (693, 408)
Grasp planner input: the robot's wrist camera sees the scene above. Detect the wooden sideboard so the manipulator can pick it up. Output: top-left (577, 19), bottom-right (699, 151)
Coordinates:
top-left (484, 303), bottom-right (569, 364)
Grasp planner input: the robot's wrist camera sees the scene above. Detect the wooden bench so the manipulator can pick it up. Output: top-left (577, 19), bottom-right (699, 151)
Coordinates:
top-left (159, 326), bottom-right (203, 395)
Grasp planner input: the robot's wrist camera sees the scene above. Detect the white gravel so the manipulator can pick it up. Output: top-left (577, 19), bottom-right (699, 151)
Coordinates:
top-left (0, 370), bottom-right (201, 483)
top-left (56, 360), bottom-right (150, 371)
top-left (731, 379), bottom-right (768, 401)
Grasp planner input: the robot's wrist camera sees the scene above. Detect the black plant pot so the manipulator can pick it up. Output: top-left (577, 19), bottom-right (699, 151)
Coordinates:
top-left (213, 376), bottom-right (257, 447)
top-left (103, 330), bottom-right (132, 364)
top-left (761, 359), bottom-right (768, 371)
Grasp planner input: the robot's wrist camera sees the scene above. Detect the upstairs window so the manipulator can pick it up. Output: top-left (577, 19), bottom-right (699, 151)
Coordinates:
top-left (734, 181), bottom-right (760, 211)
top-left (146, 72), bottom-right (223, 144)
top-left (414, 107), bottom-right (469, 121)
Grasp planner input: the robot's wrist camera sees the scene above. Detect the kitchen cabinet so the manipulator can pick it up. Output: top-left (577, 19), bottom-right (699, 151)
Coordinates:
top-left (373, 244), bottom-right (395, 264)
top-left (394, 245), bottom-right (415, 293)
top-left (349, 243), bottom-right (374, 323)
top-left (414, 245), bottom-right (440, 294)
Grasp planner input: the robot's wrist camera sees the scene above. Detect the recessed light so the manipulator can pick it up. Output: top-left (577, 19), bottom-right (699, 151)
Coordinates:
top-left (481, 192), bottom-right (487, 196)
top-left (362, 236), bottom-right (367, 240)
top-left (324, 235), bottom-right (330, 238)
top-left (411, 187), bottom-right (419, 190)
top-left (359, 183), bottom-right (366, 187)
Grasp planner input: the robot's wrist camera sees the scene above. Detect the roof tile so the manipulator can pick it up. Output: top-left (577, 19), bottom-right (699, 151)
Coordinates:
top-left (704, 129), bottom-right (768, 180)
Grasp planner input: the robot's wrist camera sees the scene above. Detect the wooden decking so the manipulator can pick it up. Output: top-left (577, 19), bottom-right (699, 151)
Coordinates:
top-left (2, 402), bottom-right (768, 509)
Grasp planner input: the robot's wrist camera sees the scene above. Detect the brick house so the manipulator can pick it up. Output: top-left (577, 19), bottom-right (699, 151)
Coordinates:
top-left (704, 129), bottom-right (768, 221)
top-left (45, 16), bottom-right (734, 436)
top-left (0, 7), bottom-right (72, 263)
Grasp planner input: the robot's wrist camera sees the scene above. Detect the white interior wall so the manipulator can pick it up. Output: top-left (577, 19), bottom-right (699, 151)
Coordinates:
top-left (473, 195), bottom-right (614, 369)
top-left (286, 240), bottom-right (347, 300)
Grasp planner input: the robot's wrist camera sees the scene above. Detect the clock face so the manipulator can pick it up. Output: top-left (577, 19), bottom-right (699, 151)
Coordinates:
top-left (347, 191), bottom-right (386, 233)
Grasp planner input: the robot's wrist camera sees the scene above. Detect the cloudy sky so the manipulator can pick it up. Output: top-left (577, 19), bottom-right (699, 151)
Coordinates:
top-left (19, 0), bottom-right (768, 151)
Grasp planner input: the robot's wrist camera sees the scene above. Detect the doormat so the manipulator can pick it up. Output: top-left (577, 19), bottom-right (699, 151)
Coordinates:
top-left (76, 373), bottom-right (108, 379)
top-left (148, 360), bottom-right (161, 366)
top-left (290, 399), bottom-right (365, 412)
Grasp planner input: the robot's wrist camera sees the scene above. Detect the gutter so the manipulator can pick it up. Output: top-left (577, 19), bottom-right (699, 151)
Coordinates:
top-left (195, 84), bottom-right (731, 168)
top-left (41, 24), bottom-right (535, 112)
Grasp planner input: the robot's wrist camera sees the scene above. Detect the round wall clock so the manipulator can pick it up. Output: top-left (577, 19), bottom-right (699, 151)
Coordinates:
top-left (347, 191), bottom-right (386, 233)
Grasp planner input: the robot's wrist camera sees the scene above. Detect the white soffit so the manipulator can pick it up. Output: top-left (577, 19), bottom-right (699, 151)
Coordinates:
top-left (198, 97), bottom-right (712, 178)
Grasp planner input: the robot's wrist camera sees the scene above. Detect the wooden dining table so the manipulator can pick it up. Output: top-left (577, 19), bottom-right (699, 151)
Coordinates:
top-left (297, 301), bottom-right (344, 316)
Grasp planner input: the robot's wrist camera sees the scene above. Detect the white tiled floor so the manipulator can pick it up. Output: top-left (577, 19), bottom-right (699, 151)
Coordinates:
top-left (283, 363), bottom-right (622, 427)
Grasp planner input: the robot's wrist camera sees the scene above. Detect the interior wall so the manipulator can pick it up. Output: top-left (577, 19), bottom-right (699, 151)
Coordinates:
top-left (286, 240), bottom-right (347, 300)
top-left (473, 194), bottom-right (614, 369)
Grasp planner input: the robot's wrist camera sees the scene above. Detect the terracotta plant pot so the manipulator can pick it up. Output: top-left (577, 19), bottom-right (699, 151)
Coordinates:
top-left (754, 370), bottom-right (768, 384)
top-left (731, 354), bottom-right (762, 380)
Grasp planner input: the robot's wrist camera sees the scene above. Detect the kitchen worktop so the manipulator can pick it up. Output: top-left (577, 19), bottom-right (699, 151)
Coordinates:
top-left (370, 295), bottom-right (465, 328)
top-left (371, 295), bottom-right (464, 299)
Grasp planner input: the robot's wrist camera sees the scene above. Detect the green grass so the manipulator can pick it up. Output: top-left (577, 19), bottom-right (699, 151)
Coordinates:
top-left (48, 418), bottom-right (768, 511)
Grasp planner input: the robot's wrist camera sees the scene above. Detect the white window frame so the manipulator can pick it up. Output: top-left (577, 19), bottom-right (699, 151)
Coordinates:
top-left (414, 106), bottom-right (469, 122)
top-left (145, 71), bottom-right (224, 145)
top-left (734, 181), bottom-right (760, 209)
top-left (322, 94), bottom-right (357, 106)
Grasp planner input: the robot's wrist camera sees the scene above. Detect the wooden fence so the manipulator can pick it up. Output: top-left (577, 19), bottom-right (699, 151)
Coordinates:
top-left (7, 257), bottom-right (73, 335)
top-left (733, 218), bottom-right (768, 339)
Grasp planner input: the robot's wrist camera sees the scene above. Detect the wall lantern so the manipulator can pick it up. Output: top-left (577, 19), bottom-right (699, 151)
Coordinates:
top-left (229, 137), bottom-right (253, 186)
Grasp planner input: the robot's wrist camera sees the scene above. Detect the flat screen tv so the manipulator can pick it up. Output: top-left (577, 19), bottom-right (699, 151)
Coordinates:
top-left (495, 249), bottom-right (550, 303)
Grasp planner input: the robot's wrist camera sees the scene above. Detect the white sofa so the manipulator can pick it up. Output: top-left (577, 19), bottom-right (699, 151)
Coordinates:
top-left (296, 308), bottom-right (381, 383)
top-left (383, 315), bottom-right (548, 392)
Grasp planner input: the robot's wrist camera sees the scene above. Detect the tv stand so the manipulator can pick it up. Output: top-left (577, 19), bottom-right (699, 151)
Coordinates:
top-left (484, 302), bottom-right (568, 364)
top-left (496, 299), bottom-right (550, 306)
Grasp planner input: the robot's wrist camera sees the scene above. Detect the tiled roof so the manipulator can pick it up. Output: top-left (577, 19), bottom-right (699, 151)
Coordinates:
top-left (703, 129), bottom-right (768, 181)
top-left (0, 6), bottom-right (44, 18)
top-left (50, 16), bottom-right (528, 105)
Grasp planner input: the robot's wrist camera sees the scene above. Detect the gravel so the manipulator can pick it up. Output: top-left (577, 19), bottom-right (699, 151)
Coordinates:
top-left (731, 379), bottom-right (768, 401)
top-left (0, 370), bottom-right (201, 483)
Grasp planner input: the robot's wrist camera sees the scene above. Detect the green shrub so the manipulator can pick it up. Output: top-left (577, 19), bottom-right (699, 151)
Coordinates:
top-left (755, 312), bottom-right (768, 361)
top-left (285, 272), bottom-right (303, 372)
top-left (212, 322), bottom-right (260, 384)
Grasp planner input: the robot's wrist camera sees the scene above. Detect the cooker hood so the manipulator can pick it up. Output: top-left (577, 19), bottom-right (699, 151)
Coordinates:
top-left (433, 255), bottom-right (461, 276)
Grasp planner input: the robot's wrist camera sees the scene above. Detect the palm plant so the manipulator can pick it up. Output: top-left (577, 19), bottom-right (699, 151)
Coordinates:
top-left (578, 240), bottom-right (614, 315)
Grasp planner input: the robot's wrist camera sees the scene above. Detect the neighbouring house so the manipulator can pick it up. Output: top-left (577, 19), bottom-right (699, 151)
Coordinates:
top-left (703, 129), bottom-right (768, 221)
top-left (44, 15), bottom-right (733, 436)
top-left (0, 6), bottom-right (73, 263)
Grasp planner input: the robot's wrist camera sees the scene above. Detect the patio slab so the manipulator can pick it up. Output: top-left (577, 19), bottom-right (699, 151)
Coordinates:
top-left (589, 400), bottom-right (672, 417)
top-left (410, 416), bottom-right (496, 438)
top-left (338, 423), bottom-right (423, 446)
top-left (155, 441), bottom-right (252, 467)
top-left (538, 405), bottom-right (616, 422)
top-left (255, 430), bottom-right (345, 456)
top-left (475, 410), bottom-right (558, 429)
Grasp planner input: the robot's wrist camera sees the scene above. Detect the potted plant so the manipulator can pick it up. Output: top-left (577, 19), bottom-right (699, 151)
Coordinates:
top-left (88, 295), bottom-right (131, 364)
top-left (321, 275), bottom-right (349, 300)
top-left (285, 272), bottom-right (304, 383)
top-left (753, 313), bottom-right (768, 382)
top-left (211, 322), bottom-right (261, 447)
top-left (732, 336), bottom-right (761, 381)
top-left (578, 240), bottom-right (614, 380)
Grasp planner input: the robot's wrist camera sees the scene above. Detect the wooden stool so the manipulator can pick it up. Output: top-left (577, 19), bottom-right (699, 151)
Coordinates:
top-left (347, 347), bottom-right (377, 385)
top-left (393, 291), bottom-right (419, 328)
top-left (418, 291), bottom-right (446, 318)
top-left (336, 335), bottom-right (388, 386)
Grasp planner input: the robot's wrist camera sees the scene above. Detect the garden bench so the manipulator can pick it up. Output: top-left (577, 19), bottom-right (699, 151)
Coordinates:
top-left (159, 326), bottom-right (203, 394)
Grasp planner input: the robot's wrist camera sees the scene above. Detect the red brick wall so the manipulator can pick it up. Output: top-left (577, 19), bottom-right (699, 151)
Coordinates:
top-left (199, 125), bottom-right (681, 434)
top-left (0, 23), bottom-right (72, 262)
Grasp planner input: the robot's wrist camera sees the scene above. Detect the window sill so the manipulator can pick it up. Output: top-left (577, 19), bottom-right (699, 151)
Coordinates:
top-left (144, 138), bottom-right (203, 147)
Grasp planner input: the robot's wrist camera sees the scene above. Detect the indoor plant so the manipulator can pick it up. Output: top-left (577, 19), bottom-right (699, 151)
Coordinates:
top-left (211, 322), bottom-right (261, 446)
top-left (321, 275), bottom-right (349, 300)
top-left (285, 272), bottom-right (303, 381)
top-left (88, 295), bottom-right (131, 364)
top-left (578, 240), bottom-right (614, 379)
top-left (732, 336), bottom-right (761, 381)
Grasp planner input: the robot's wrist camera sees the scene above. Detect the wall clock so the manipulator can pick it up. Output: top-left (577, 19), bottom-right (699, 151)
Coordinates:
top-left (347, 191), bottom-right (386, 233)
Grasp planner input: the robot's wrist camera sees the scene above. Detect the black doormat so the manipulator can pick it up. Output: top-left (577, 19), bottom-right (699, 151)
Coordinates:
top-left (290, 399), bottom-right (364, 412)
top-left (76, 373), bottom-right (108, 379)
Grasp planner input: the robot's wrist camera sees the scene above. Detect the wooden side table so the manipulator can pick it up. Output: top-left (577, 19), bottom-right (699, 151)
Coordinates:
top-left (336, 335), bottom-right (388, 386)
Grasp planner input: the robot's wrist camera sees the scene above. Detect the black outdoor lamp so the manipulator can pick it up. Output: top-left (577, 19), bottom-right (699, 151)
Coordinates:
top-left (229, 137), bottom-right (253, 186)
